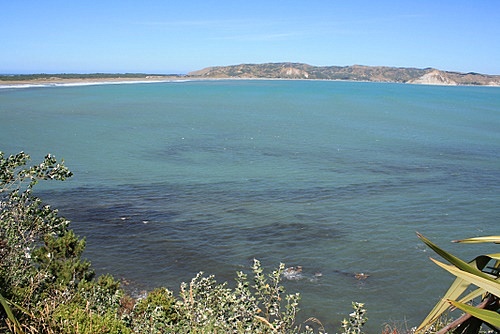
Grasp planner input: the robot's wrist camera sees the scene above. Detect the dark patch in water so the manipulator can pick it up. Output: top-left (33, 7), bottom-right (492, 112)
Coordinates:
top-left (243, 222), bottom-right (341, 245)
top-left (38, 182), bottom-right (346, 280)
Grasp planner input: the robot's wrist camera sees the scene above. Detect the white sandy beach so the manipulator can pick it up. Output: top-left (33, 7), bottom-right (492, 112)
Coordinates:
top-left (0, 76), bottom-right (186, 88)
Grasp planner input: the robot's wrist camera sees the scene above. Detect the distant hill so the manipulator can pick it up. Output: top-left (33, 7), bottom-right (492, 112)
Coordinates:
top-left (188, 63), bottom-right (500, 86)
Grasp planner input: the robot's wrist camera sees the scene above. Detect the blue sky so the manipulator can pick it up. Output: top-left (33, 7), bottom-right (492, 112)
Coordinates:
top-left (1, 1), bottom-right (499, 74)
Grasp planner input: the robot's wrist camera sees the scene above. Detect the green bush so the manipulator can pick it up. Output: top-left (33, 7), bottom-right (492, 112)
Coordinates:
top-left (340, 302), bottom-right (367, 334)
top-left (51, 305), bottom-right (131, 334)
top-left (129, 287), bottom-right (178, 333)
top-left (1, 152), bottom-right (73, 301)
top-left (169, 260), bottom-right (309, 333)
top-left (33, 230), bottom-right (94, 288)
top-left (1, 151), bottom-right (77, 332)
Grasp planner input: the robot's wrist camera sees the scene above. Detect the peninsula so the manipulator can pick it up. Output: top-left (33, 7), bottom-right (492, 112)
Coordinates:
top-left (188, 63), bottom-right (500, 86)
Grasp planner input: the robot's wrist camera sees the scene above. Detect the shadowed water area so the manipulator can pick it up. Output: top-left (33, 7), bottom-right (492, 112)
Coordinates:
top-left (1, 80), bottom-right (499, 331)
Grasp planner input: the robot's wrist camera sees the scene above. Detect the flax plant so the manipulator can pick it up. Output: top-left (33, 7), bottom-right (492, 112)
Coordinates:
top-left (416, 233), bottom-right (500, 333)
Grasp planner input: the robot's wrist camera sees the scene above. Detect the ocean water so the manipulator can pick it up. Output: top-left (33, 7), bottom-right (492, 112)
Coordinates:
top-left (1, 80), bottom-right (499, 331)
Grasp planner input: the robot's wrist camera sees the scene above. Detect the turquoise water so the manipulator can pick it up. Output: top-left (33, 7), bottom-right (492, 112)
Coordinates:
top-left (1, 80), bottom-right (499, 331)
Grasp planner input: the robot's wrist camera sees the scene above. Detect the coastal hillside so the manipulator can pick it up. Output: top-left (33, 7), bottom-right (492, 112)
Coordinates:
top-left (188, 63), bottom-right (500, 86)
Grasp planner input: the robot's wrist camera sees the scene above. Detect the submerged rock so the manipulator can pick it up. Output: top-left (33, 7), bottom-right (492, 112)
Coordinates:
top-left (355, 272), bottom-right (370, 280)
top-left (283, 266), bottom-right (304, 280)
top-left (283, 266), bottom-right (324, 282)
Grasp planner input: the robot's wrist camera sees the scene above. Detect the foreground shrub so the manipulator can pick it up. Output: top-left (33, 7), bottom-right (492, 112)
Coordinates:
top-left (1, 151), bottom-right (77, 332)
top-left (171, 260), bottom-right (301, 333)
top-left (340, 302), bottom-right (367, 334)
top-left (0, 151), bottom-right (73, 303)
top-left (51, 306), bottom-right (131, 334)
top-left (0, 152), bottom-right (124, 333)
top-left (130, 287), bottom-right (178, 333)
top-left (131, 259), bottom-right (318, 333)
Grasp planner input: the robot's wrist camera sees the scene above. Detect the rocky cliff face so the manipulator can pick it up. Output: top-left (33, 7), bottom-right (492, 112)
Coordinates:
top-left (279, 66), bottom-right (309, 78)
top-left (188, 63), bottom-right (500, 86)
top-left (408, 70), bottom-right (458, 85)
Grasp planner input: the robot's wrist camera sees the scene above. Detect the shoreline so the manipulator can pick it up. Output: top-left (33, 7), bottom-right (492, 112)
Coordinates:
top-left (2, 75), bottom-right (499, 89)
top-left (0, 75), bottom-right (188, 88)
